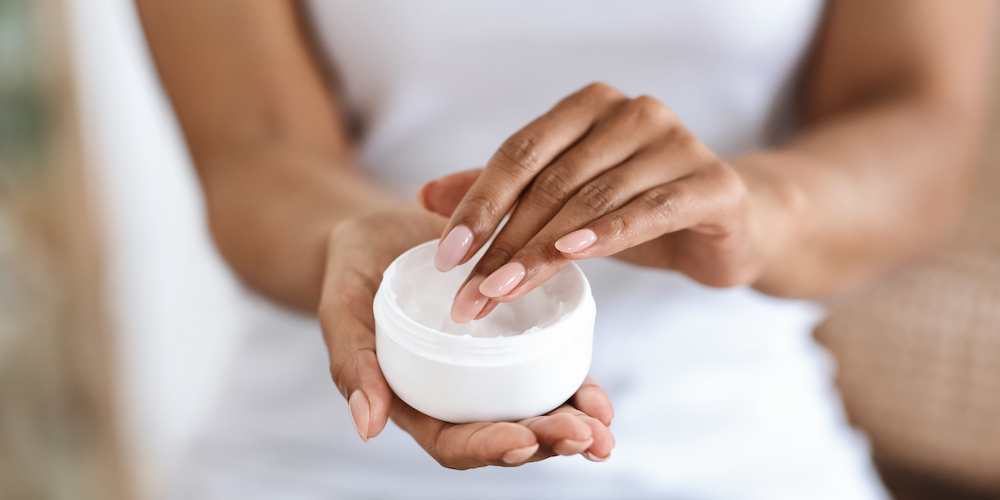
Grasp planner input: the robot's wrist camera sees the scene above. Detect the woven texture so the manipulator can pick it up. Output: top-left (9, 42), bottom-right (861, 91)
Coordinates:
top-left (815, 54), bottom-right (1000, 492)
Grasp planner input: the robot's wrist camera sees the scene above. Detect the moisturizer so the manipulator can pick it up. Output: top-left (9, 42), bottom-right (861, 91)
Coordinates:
top-left (374, 240), bottom-right (595, 423)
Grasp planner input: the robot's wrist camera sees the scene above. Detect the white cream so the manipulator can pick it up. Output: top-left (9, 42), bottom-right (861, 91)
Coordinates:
top-left (374, 240), bottom-right (595, 423)
top-left (391, 242), bottom-right (584, 338)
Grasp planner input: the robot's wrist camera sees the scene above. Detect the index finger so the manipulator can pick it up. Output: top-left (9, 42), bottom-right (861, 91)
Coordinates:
top-left (433, 83), bottom-right (627, 272)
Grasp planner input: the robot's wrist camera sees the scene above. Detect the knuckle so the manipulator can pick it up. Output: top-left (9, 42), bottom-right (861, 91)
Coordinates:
top-left (715, 168), bottom-right (747, 212)
top-left (526, 167), bottom-right (576, 208)
top-left (640, 185), bottom-right (682, 221)
top-left (576, 179), bottom-right (619, 214)
top-left (495, 132), bottom-right (545, 176)
top-left (605, 212), bottom-right (640, 241)
top-left (696, 162), bottom-right (746, 222)
top-left (522, 239), bottom-right (564, 267)
top-left (459, 191), bottom-right (504, 232)
top-left (581, 81), bottom-right (624, 102)
top-left (628, 95), bottom-right (675, 126)
top-left (670, 128), bottom-right (702, 156)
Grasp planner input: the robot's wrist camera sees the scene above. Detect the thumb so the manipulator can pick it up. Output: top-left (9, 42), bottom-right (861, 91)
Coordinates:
top-left (418, 168), bottom-right (483, 217)
top-left (319, 302), bottom-right (394, 443)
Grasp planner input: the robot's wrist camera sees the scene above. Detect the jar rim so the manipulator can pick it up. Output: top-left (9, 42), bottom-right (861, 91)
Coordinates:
top-left (374, 240), bottom-right (595, 362)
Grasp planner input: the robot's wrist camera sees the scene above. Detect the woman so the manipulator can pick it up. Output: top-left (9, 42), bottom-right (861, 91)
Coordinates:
top-left (138, 0), bottom-right (997, 498)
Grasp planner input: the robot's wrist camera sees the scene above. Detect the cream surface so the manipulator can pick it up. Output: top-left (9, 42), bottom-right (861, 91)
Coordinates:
top-left (389, 242), bottom-right (583, 338)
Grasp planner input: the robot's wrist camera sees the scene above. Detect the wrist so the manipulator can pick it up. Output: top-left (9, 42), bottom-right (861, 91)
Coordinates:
top-left (327, 204), bottom-right (447, 279)
top-left (729, 152), bottom-right (809, 296)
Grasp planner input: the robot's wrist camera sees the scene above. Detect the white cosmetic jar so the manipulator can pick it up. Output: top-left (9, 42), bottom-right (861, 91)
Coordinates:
top-left (374, 240), bottom-right (595, 423)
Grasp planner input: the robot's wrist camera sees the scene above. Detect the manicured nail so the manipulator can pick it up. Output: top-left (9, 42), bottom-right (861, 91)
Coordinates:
top-left (553, 437), bottom-right (594, 456)
top-left (451, 276), bottom-right (489, 323)
top-left (349, 390), bottom-right (370, 443)
top-left (473, 299), bottom-right (498, 320)
top-left (501, 443), bottom-right (539, 464)
top-left (554, 229), bottom-right (597, 254)
top-left (582, 451), bottom-right (610, 462)
top-left (479, 262), bottom-right (526, 298)
top-left (435, 225), bottom-right (474, 272)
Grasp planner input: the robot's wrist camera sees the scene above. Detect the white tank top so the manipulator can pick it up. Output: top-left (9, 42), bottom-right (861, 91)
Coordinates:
top-left (171, 2), bottom-right (888, 498)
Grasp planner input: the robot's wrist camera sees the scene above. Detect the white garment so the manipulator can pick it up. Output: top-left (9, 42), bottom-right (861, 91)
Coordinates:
top-left (171, 2), bottom-right (889, 499)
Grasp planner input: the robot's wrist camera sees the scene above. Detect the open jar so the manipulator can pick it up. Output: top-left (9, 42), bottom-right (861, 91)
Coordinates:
top-left (374, 240), bottom-right (596, 423)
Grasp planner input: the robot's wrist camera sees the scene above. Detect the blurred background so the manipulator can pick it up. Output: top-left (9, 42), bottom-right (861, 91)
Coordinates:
top-left (0, 0), bottom-right (997, 499)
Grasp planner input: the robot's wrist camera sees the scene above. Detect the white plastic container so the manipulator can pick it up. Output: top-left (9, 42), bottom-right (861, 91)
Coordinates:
top-left (374, 240), bottom-right (595, 423)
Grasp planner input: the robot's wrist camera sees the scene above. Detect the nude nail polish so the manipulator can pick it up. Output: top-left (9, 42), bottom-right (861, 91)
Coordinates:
top-left (479, 262), bottom-right (526, 298)
top-left (582, 451), bottom-right (610, 462)
top-left (435, 225), bottom-right (474, 272)
top-left (451, 275), bottom-right (489, 323)
top-left (553, 437), bottom-right (594, 456)
top-left (554, 229), bottom-right (597, 254)
top-left (349, 390), bottom-right (370, 443)
top-left (501, 443), bottom-right (539, 464)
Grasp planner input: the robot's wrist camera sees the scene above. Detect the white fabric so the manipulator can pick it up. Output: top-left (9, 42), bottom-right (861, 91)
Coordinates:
top-left (171, 1), bottom-right (890, 499)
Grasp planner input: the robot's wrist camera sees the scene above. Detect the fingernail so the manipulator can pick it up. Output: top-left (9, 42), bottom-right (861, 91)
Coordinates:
top-left (501, 443), bottom-right (539, 464)
top-left (553, 437), bottom-right (594, 456)
top-left (554, 229), bottom-right (597, 254)
top-left (348, 390), bottom-right (370, 443)
top-left (451, 276), bottom-right (489, 323)
top-left (473, 299), bottom-right (498, 320)
top-left (435, 225), bottom-right (474, 272)
top-left (479, 262), bottom-right (526, 298)
top-left (582, 451), bottom-right (610, 462)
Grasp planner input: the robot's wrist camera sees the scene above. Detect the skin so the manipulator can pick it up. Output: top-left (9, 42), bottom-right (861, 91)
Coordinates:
top-left (137, 0), bottom-right (997, 470)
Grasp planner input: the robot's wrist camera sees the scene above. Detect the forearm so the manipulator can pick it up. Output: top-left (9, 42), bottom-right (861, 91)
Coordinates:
top-left (735, 0), bottom-right (1000, 298)
top-left (137, 0), bottom-right (398, 310)
top-left (200, 143), bottom-right (391, 311)
top-left (738, 97), bottom-right (983, 297)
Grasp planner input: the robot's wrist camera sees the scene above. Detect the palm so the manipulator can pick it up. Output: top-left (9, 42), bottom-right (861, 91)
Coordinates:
top-left (320, 205), bottom-right (615, 468)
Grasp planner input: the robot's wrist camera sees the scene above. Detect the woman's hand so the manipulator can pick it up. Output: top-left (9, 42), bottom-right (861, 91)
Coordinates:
top-left (318, 205), bottom-right (615, 468)
top-left (422, 83), bottom-right (796, 322)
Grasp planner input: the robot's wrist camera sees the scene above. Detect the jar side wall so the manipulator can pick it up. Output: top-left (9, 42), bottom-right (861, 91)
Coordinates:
top-left (376, 323), bottom-right (593, 423)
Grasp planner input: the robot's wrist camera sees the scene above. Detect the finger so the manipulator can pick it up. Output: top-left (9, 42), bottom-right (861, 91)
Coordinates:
top-left (319, 301), bottom-right (394, 443)
top-left (474, 146), bottom-right (696, 302)
top-left (579, 412), bottom-right (615, 462)
top-left (319, 245), bottom-right (397, 443)
top-left (571, 376), bottom-right (614, 427)
top-left (519, 408), bottom-right (594, 456)
top-left (390, 396), bottom-right (539, 469)
top-left (561, 166), bottom-right (743, 261)
top-left (464, 97), bottom-right (676, 303)
top-left (544, 404), bottom-right (615, 462)
top-left (473, 298), bottom-right (499, 321)
top-left (418, 168), bottom-right (483, 217)
top-left (434, 83), bottom-right (628, 273)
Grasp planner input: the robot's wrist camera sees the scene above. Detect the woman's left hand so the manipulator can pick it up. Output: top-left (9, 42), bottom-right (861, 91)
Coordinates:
top-left (421, 83), bottom-right (794, 322)
top-left (321, 205), bottom-right (615, 468)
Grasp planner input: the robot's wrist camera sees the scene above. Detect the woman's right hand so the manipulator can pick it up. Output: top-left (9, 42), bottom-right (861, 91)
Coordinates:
top-left (318, 204), bottom-right (615, 469)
